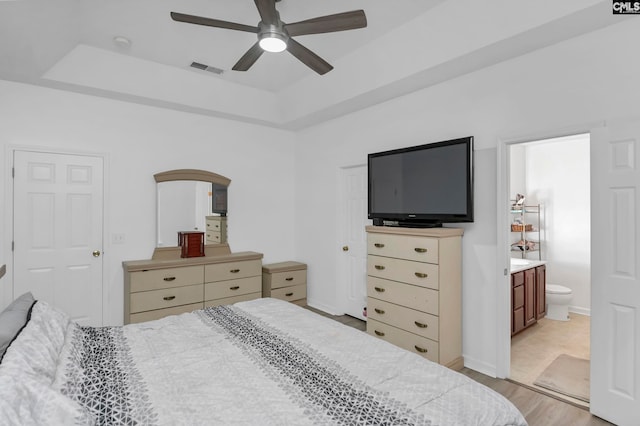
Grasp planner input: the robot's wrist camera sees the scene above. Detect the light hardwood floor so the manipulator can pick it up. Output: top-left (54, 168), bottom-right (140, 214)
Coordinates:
top-left (304, 306), bottom-right (612, 426)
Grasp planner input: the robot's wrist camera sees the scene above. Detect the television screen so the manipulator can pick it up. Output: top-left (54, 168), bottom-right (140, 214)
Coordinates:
top-left (211, 183), bottom-right (228, 215)
top-left (368, 136), bottom-right (473, 226)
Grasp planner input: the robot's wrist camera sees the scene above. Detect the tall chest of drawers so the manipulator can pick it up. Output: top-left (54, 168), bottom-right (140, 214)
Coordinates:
top-left (123, 248), bottom-right (262, 324)
top-left (366, 226), bottom-right (463, 370)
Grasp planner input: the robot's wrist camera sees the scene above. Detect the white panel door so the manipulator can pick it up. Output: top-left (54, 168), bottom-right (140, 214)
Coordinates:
top-left (591, 122), bottom-right (640, 425)
top-left (339, 165), bottom-right (369, 320)
top-left (13, 150), bottom-right (104, 326)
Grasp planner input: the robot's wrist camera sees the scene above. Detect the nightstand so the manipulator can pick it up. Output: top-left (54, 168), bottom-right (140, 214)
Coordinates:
top-left (262, 261), bottom-right (307, 306)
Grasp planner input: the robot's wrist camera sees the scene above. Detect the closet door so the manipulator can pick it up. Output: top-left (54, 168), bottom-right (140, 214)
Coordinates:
top-left (13, 150), bottom-right (104, 326)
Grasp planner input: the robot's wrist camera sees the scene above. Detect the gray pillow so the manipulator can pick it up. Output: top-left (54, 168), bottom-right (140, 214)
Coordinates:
top-left (0, 292), bottom-right (36, 362)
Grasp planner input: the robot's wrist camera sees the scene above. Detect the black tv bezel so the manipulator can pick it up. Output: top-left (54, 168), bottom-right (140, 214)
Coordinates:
top-left (367, 136), bottom-right (474, 226)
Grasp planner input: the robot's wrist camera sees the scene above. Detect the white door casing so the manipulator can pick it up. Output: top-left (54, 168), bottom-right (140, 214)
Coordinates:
top-left (590, 121), bottom-right (640, 425)
top-left (13, 150), bottom-right (104, 326)
top-left (339, 165), bottom-right (369, 320)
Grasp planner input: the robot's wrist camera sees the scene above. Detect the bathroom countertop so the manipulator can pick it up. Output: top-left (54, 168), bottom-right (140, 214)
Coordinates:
top-left (510, 259), bottom-right (546, 274)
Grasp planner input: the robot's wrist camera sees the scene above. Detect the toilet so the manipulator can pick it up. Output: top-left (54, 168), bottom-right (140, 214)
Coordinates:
top-left (545, 284), bottom-right (573, 321)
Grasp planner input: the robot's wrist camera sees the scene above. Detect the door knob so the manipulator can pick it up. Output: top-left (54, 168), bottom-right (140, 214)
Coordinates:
top-left (342, 246), bottom-right (349, 251)
top-left (92, 250), bottom-right (101, 257)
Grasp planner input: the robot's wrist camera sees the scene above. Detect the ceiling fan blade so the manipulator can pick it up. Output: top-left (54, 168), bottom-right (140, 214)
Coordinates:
top-left (286, 38), bottom-right (333, 75)
top-left (232, 42), bottom-right (265, 71)
top-left (171, 12), bottom-right (258, 33)
top-left (285, 10), bottom-right (367, 37)
top-left (254, 0), bottom-right (279, 25)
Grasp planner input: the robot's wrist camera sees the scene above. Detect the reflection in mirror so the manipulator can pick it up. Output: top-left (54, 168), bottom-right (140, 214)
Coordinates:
top-left (157, 181), bottom-right (212, 247)
top-left (154, 169), bottom-right (231, 248)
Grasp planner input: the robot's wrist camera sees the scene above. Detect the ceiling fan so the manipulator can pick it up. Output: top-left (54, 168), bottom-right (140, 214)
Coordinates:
top-left (171, 0), bottom-right (367, 75)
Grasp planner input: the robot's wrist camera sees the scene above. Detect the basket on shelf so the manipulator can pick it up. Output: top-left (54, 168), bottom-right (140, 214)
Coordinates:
top-left (511, 224), bottom-right (533, 232)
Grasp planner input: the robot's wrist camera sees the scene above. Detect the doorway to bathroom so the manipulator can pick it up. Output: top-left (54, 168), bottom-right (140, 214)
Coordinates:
top-left (507, 133), bottom-right (591, 407)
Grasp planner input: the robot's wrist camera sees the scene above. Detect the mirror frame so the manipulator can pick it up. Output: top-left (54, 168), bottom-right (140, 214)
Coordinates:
top-left (154, 169), bottom-right (231, 186)
top-left (153, 169), bottom-right (231, 260)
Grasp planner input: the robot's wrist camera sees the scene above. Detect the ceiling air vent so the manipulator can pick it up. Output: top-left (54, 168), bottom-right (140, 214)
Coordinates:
top-left (190, 62), bottom-right (224, 75)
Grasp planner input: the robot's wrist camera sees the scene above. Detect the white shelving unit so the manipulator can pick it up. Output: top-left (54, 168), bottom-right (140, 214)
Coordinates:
top-left (510, 203), bottom-right (542, 261)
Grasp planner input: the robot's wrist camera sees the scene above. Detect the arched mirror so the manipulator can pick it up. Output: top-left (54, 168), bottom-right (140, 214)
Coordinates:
top-left (155, 169), bottom-right (230, 247)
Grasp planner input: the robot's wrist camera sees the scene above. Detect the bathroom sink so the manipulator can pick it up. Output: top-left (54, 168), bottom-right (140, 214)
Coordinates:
top-left (510, 258), bottom-right (531, 266)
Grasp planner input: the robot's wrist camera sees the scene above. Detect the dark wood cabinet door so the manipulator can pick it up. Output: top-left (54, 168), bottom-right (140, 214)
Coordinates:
top-left (511, 271), bottom-right (525, 335)
top-left (535, 265), bottom-right (546, 319)
top-left (524, 268), bottom-right (536, 327)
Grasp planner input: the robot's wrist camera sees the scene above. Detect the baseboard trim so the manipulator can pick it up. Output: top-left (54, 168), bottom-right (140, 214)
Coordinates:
top-left (306, 299), bottom-right (342, 316)
top-left (569, 306), bottom-right (591, 316)
top-left (463, 355), bottom-right (497, 378)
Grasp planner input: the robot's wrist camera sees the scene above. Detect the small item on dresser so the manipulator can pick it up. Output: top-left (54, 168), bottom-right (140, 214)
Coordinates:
top-left (178, 231), bottom-right (205, 258)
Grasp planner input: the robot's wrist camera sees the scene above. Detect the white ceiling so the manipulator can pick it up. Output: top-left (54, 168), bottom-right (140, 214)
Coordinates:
top-left (0, 0), bottom-right (623, 129)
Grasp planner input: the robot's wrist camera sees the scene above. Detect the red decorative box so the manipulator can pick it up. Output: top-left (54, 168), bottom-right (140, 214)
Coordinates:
top-left (178, 231), bottom-right (205, 258)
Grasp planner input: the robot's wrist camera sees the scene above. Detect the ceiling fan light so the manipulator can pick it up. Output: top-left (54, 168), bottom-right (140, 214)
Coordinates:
top-left (259, 34), bottom-right (287, 53)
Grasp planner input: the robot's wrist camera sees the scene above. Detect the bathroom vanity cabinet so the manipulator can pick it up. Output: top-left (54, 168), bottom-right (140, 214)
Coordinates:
top-left (511, 264), bottom-right (546, 336)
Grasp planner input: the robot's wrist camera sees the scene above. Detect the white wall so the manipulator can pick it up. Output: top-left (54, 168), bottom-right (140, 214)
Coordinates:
top-left (526, 135), bottom-right (591, 314)
top-left (295, 19), bottom-right (640, 375)
top-left (0, 81), bottom-right (297, 324)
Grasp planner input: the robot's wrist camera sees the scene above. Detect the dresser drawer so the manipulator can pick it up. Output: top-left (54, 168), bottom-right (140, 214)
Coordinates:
top-left (367, 319), bottom-right (439, 363)
top-left (367, 277), bottom-right (439, 315)
top-left (206, 218), bottom-right (227, 231)
top-left (205, 276), bottom-right (261, 301)
top-left (264, 269), bottom-right (306, 289)
top-left (129, 302), bottom-right (203, 324)
top-left (204, 292), bottom-right (261, 308)
top-left (367, 298), bottom-right (439, 341)
top-left (206, 231), bottom-right (222, 243)
top-left (271, 284), bottom-right (307, 302)
top-left (367, 255), bottom-right (439, 289)
top-left (130, 284), bottom-right (203, 313)
top-left (367, 233), bottom-right (438, 264)
top-left (129, 266), bottom-right (203, 293)
top-left (205, 259), bottom-right (262, 282)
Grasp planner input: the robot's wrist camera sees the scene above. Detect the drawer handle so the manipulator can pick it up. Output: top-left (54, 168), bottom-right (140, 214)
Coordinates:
top-left (415, 248), bottom-right (427, 253)
top-left (414, 345), bottom-right (428, 353)
top-left (374, 265), bottom-right (385, 270)
top-left (415, 272), bottom-right (428, 278)
top-left (374, 308), bottom-right (385, 315)
top-left (230, 286), bottom-right (240, 290)
top-left (374, 287), bottom-right (385, 293)
top-left (285, 277), bottom-right (294, 281)
top-left (414, 321), bottom-right (428, 328)
top-left (230, 269), bottom-right (240, 273)
top-left (163, 276), bottom-right (176, 282)
top-left (374, 243), bottom-right (385, 248)
top-left (285, 292), bottom-right (294, 297)
top-left (374, 330), bottom-right (385, 337)
top-left (163, 296), bottom-right (176, 301)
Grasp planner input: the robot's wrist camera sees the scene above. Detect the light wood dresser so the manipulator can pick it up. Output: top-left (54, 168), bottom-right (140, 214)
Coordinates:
top-left (123, 244), bottom-right (262, 324)
top-left (205, 216), bottom-right (227, 244)
top-left (365, 226), bottom-right (464, 370)
top-left (262, 261), bottom-right (307, 306)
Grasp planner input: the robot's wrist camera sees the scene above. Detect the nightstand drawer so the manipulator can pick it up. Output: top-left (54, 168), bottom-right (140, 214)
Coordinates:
top-left (130, 284), bottom-right (203, 313)
top-left (367, 297), bottom-right (439, 341)
top-left (367, 277), bottom-right (438, 315)
top-left (266, 269), bottom-right (306, 289)
top-left (271, 284), bottom-right (307, 302)
top-left (367, 233), bottom-right (438, 264)
top-left (130, 266), bottom-right (203, 293)
top-left (205, 259), bottom-right (261, 282)
top-left (205, 276), bottom-right (261, 301)
top-left (367, 255), bottom-right (438, 289)
top-left (367, 319), bottom-right (439, 363)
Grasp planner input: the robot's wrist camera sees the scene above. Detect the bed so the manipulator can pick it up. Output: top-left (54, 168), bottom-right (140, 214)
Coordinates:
top-left (1, 294), bottom-right (527, 425)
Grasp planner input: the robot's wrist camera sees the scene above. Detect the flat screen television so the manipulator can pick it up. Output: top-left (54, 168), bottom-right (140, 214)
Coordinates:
top-left (368, 136), bottom-right (474, 227)
top-left (211, 183), bottom-right (228, 216)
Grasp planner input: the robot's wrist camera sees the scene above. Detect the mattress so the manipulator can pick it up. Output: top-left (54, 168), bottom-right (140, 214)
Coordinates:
top-left (0, 297), bottom-right (527, 425)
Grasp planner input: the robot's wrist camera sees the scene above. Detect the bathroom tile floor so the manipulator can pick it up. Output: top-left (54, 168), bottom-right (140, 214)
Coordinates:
top-left (510, 312), bottom-right (590, 408)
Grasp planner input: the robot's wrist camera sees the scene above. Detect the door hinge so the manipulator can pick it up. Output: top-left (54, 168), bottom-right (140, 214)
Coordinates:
top-left (12, 167), bottom-right (15, 178)
top-left (504, 268), bottom-right (508, 276)
top-left (11, 241), bottom-right (14, 251)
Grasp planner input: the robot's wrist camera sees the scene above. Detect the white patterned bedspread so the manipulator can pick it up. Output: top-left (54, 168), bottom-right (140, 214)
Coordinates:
top-left (0, 298), bottom-right (527, 425)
